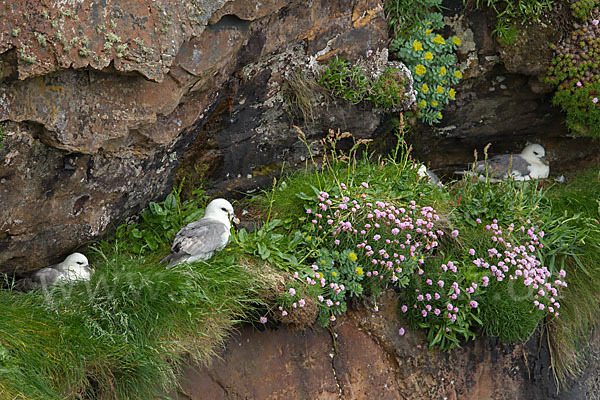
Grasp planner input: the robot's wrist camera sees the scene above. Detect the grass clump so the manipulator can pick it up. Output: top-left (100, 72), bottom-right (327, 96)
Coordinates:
top-left (466, 0), bottom-right (554, 43)
top-left (0, 189), bottom-right (262, 399)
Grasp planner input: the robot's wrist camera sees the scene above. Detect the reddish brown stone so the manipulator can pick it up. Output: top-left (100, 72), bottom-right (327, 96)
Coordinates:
top-left (0, 0), bottom-right (390, 273)
top-left (176, 325), bottom-right (339, 400)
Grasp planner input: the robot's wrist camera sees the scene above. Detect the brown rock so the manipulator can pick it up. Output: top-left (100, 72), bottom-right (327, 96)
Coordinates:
top-left (0, 0), bottom-right (393, 274)
top-left (175, 326), bottom-right (340, 400)
top-left (171, 290), bottom-right (592, 399)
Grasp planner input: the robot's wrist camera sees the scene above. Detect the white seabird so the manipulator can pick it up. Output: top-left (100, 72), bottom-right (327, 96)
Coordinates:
top-left (18, 253), bottom-right (93, 290)
top-left (160, 198), bottom-right (240, 268)
top-left (456, 144), bottom-right (549, 182)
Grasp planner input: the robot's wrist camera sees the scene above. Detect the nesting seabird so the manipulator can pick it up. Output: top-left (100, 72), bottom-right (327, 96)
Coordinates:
top-left (456, 144), bottom-right (549, 182)
top-left (160, 198), bottom-right (240, 268)
top-left (17, 253), bottom-right (93, 291)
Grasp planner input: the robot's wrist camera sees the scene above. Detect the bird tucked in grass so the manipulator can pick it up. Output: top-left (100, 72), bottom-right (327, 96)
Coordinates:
top-left (160, 198), bottom-right (240, 268)
top-left (16, 253), bottom-right (93, 291)
top-left (456, 143), bottom-right (549, 182)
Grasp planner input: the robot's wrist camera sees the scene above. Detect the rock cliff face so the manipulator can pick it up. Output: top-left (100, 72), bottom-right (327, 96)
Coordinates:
top-left (171, 291), bottom-right (600, 400)
top-left (0, 0), bottom-right (391, 273)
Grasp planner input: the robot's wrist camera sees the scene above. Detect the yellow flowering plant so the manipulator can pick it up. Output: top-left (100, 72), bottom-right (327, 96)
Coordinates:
top-left (390, 13), bottom-right (462, 124)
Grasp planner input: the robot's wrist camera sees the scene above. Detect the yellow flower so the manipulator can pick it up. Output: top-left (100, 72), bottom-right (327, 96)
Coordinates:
top-left (320, 260), bottom-right (326, 264)
top-left (332, 271), bottom-right (337, 277)
top-left (349, 252), bottom-right (357, 262)
top-left (419, 100), bottom-right (426, 108)
top-left (439, 66), bottom-right (447, 75)
top-left (412, 40), bottom-right (423, 51)
top-left (415, 64), bottom-right (426, 76)
top-left (421, 83), bottom-right (429, 93)
top-left (317, 272), bottom-right (323, 279)
top-left (436, 85), bottom-right (444, 94)
top-left (454, 70), bottom-right (463, 79)
top-left (452, 36), bottom-right (462, 46)
top-left (356, 267), bottom-right (364, 276)
top-left (426, 28), bottom-right (433, 35)
top-left (424, 51), bottom-right (433, 61)
top-left (433, 34), bottom-right (446, 45)
top-left (431, 100), bottom-right (438, 107)
top-left (437, 112), bottom-right (443, 118)
top-left (449, 88), bottom-right (456, 99)
top-left (306, 236), bottom-right (312, 241)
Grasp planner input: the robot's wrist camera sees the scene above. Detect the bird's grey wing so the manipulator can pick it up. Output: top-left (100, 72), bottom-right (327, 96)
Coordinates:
top-left (31, 268), bottom-right (63, 287)
top-left (13, 278), bottom-right (40, 292)
top-left (171, 219), bottom-right (229, 256)
top-left (475, 154), bottom-right (531, 178)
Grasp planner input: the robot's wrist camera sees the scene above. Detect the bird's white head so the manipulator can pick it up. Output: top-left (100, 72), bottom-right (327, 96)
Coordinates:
top-left (521, 144), bottom-right (548, 165)
top-left (204, 198), bottom-right (240, 225)
top-left (63, 253), bottom-right (93, 280)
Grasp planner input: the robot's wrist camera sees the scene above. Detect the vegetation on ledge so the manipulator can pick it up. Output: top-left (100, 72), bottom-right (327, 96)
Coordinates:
top-left (1, 129), bottom-right (599, 398)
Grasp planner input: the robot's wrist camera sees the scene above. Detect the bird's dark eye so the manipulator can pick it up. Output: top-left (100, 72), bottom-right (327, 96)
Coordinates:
top-left (221, 207), bottom-right (228, 212)
top-left (533, 152), bottom-right (539, 155)
top-left (77, 261), bottom-right (84, 265)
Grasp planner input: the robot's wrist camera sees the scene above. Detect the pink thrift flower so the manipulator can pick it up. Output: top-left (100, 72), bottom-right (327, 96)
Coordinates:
top-left (476, 218), bottom-right (482, 224)
top-left (577, 81), bottom-right (583, 87)
top-left (259, 316), bottom-right (268, 324)
top-left (469, 300), bottom-right (478, 308)
top-left (330, 315), bottom-right (336, 321)
top-left (398, 327), bottom-right (405, 336)
top-left (593, 19), bottom-right (599, 26)
top-left (282, 310), bottom-right (288, 317)
top-left (593, 97), bottom-right (598, 104)
top-left (288, 288), bottom-right (296, 296)
top-left (306, 209), bottom-right (312, 214)
top-left (401, 304), bottom-right (408, 313)
top-left (298, 299), bottom-right (306, 307)
top-left (469, 249), bottom-right (475, 256)
top-left (421, 310), bottom-right (428, 317)
top-left (451, 230), bottom-right (459, 237)
top-left (361, 182), bottom-right (369, 188)
top-left (318, 295), bottom-right (324, 302)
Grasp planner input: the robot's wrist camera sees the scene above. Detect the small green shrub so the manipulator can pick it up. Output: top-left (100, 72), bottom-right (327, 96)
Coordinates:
top-left (318, 58), bottom-right (409, 109)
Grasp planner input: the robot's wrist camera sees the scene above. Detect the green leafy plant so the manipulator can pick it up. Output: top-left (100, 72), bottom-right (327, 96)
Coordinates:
top-left (467, 0), bottom-right (554, 43)
top-left (318, 58), bottom-right (409, 109)
top-left (390, 19), bottom-right (462, 124)
top-left (385, 0), bottom-right (444, 40)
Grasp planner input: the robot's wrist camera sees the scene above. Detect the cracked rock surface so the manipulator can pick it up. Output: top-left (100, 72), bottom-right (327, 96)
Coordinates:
top-left (171, 291), bottom-right (599, 400)
top-left (0, 0), bottom-right (394, 273)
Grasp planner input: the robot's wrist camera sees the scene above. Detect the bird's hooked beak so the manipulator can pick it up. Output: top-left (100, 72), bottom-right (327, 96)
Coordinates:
top-left (232, 213), bottom-right (240, 225)
top-left (540, 156), bottom-right (549, 166)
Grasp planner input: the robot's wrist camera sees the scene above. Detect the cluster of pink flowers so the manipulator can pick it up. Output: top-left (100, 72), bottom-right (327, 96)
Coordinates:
top-left (472, 219), bottom-right (565, 315)
top-left (278, 285), bottom-right (312, 318)
top-left (399, 218), bottom-right (566, 337)
top-left (307, 185), bottom-right (444, 284)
